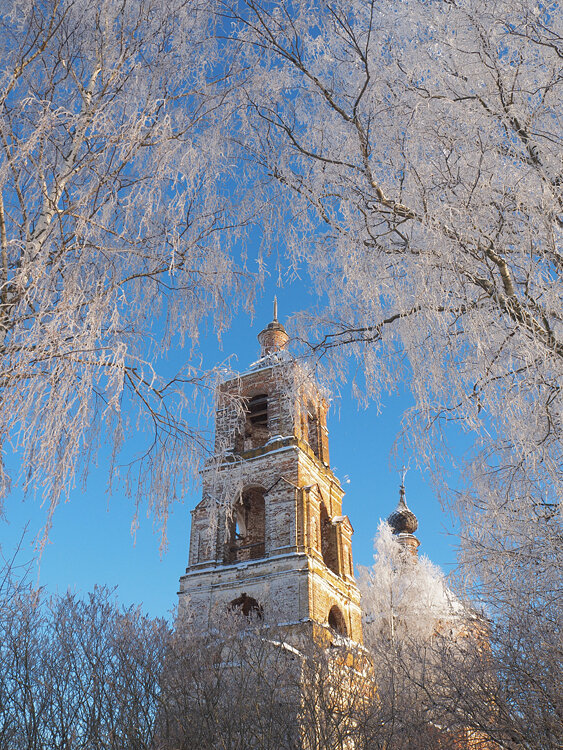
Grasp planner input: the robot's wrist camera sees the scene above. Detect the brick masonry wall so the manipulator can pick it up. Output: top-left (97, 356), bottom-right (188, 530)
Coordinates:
top-left (179, 353), bottom-right (363, 644)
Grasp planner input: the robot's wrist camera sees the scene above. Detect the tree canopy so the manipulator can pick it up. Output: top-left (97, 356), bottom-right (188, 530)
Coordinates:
top-left (1, 3), bottom-right (561, 698)
top-left (208, 0), bottom-right (562, 704)
top-left (0, 0), bottom-right (253, 535)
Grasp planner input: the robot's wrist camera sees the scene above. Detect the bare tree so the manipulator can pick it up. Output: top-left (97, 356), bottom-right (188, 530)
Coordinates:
top-left (359, 521), bottom-right (562, 750)
top-left (9, 559), bottom-right (549, 750)
top-left (160, 610), bottom-right (387, 750)
top-left (0, 568), bottom-right (170, 750)
top-left (157, 611), bottom-right (304, 750)
top-left (0, 0), bottom-right (253, 534)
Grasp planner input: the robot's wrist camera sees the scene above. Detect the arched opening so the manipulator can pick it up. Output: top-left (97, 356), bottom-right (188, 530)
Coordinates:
top-left (328, 605), bottom-right (347, 637)
top-left (229, 592), bottom-right (263, 619)
top-left (226, 487), bottom-right (266, 564)
top-left (320, 502), bottom-right (339, 575)
top-left (233, 394), bottom-right (269, 453)
top-left (247, 393), bottom-right (269, 449)
top-left (249, 393), bottom-right (268, 426)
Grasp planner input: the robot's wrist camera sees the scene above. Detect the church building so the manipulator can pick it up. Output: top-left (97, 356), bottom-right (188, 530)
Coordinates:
top-left (178, 307), bottom-right (363, 642)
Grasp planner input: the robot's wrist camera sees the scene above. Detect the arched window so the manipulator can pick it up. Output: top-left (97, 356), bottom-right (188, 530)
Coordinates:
top-left (320, 502), bottom-right (339, 575)
top-left (249, 394), bottom-right (268, 426)
top-left (235, 394), bottom-right (269, 452)
top-left (328, 605), bottom-right (347, 636)
top-left (226, 487), bottom-right (266, 563)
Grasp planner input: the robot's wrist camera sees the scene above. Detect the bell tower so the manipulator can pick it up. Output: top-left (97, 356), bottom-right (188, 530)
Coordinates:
top-left (178, 308), bottom-right (362, 643)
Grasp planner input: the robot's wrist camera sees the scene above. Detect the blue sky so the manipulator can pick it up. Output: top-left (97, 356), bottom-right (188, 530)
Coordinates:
top-left (1, 274), bottom-right (460, 620)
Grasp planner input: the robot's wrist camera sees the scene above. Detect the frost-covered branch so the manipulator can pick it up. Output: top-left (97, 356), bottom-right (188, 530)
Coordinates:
top-left (0, 0), bottom-right (253, 531)
top-left (206, 6), bottom-right (562, 744)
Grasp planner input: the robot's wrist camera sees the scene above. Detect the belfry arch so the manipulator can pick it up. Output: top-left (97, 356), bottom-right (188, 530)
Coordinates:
top-left (229, 592), bottom-right (263, 619)
top-left (328, 605), bottom-right (347, 637)
top-left (320, 501), bottom-right (339, 575)
top-left (226, 486), bottom-right (266, 564)
top-left (235, 393), bottom-right (270, 453)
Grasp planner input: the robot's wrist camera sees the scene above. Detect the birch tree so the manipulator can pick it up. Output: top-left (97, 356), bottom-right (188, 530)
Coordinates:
top-left (217, 0), bottom-right (562, 500)
top-left (359, 523), bottom-right (460, 647)
top-left (0, 0), bottom-right (248, 532)
top-left (207, 2), bottom-right (562, 739)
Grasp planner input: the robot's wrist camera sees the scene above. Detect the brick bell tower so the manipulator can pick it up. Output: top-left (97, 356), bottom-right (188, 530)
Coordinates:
top-left (178, 304), bottom-right (362, 643)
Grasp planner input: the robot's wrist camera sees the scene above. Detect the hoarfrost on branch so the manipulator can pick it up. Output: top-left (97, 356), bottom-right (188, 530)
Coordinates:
top-left (0, 0), bottom-right (252, 535)
top-left (209, 4), bottom-right (562, 741)
top-left (212, 0), bottom-right (561, 666)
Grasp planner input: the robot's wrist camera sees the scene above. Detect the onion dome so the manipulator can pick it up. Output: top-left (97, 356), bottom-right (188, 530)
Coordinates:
top-left (257, 296), bottom-right (289, 355)
top-left (388, 484), bottom-right (418, 535)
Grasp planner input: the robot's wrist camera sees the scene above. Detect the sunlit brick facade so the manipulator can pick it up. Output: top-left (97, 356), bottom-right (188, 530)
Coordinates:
top-left (178, 310), bottom-right (362, 643)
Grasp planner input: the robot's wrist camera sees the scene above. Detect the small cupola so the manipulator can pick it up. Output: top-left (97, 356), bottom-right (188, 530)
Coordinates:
top-left (257, 297), bottom-right (289, 356)
top-left (388, 483), bottom-right (420, 555)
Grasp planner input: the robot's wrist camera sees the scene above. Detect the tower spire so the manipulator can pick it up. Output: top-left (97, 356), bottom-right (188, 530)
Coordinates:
top-left (273, 295), bottom-right (278, 322)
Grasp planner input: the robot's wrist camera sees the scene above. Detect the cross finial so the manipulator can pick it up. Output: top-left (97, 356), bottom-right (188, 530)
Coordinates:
top-left (399, 465), bottom-right (407, 505)
top-left (273, 295), bottom-right (278, 322)
top-left (401, 465), bottom-right (407, 487)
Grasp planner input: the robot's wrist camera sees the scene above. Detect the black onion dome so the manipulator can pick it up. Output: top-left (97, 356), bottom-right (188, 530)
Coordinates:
top-left (388, 486), bottom-right (418, 535)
